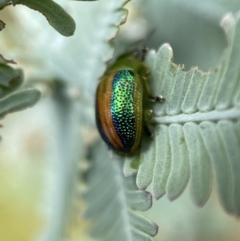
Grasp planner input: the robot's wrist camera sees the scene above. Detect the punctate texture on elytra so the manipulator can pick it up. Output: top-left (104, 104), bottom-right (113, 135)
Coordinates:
top-left (96, 67), bottom-right (143, 154)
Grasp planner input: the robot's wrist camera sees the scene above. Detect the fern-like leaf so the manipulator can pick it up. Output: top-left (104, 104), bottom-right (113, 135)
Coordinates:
top-left (0, 88), bottom-right (41, 118)
top-left (12, 0), bottom-right (76, 36)
top-left (84, 142), bottom-right (158, 241)
top-left (124, 12), bottom-right (240, 215)
top-left (0, 20), bottom-right (5, 30)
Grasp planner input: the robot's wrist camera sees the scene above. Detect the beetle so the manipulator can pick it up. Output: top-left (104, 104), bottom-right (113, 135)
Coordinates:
top-left (95, 49), bottom-right (164, 155)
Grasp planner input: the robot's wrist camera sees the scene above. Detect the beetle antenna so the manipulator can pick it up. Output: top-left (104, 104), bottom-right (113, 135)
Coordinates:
top-left (140, 46), bottom-right (149, 61)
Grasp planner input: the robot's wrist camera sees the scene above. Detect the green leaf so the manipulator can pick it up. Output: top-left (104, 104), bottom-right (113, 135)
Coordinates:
top-left (0, 88), bottom-right (41, 118)
top-left (0, 64), bottom-right (23, 98)
top-left (0, 0), bottom-right (11, 9)
top-left (12, 0), bottom-right (76, 36)
top-left (83, 142), bottom-right (158, 241)
top-left (124, 12), bottom-right (240, 215)
top-left (0, 20), bottom-right (5, 30)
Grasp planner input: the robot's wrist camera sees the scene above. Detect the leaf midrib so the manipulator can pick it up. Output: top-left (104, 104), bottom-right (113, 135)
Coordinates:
top-left (112, 161), bottom-right (133, 241)
top-left (153, 107), bottom-right (240, 124)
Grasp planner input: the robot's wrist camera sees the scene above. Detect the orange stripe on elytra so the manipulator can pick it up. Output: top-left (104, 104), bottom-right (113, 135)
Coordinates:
top-left (97, 75), bottom-right (123, 150)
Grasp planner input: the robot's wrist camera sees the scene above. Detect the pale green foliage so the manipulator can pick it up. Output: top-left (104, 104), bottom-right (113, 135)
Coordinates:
top-left (1, 0), bottom-right (240, 240)
top-left (124, 12), bottom-right (240, 215)
top-left (0, 61), bottom-right (40, 120)
top-left (84, 142), bottom-right (158, 241)
top-left (1, 0), bottom-right (76, 36)
top-left (0, 20), bottom-right (5, 30)
top-left (13, 0), bottom-right (76, 36)
top-left (0, 89), bottom-right (40, 118)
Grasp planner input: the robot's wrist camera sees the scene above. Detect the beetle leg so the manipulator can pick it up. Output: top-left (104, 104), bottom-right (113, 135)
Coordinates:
top-left (143, 109), bottom-right (154, 137)
top-left (143, 109), bottom-right (153, 123)
top-left (132, 46), bottom-right (149, 61)
top-left (140, 46), bottom-right (149, 61)
top-left (149, 95), bottom-right (165, 102)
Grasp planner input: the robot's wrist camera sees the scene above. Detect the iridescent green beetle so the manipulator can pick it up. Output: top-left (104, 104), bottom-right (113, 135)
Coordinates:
top-left (95, 49), bottom-right (164, 155)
